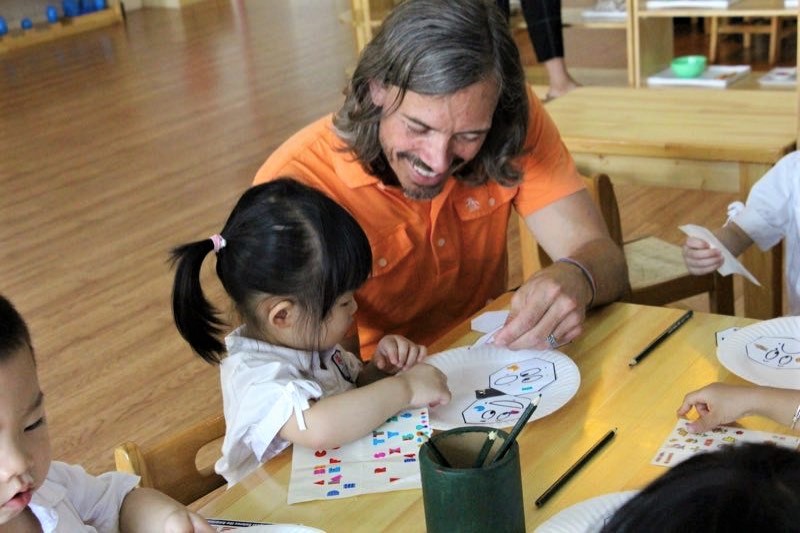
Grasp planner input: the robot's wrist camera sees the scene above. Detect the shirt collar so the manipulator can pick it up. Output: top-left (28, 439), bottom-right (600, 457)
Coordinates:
top-left (29, 478), bottom-right (66, 533)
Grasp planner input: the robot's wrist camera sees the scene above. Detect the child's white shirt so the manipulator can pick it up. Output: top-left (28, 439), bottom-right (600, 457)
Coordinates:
top-left (730, 150), bottom-right (800, 315)
top-left (29, 461), bottom-right (139, 532)
top-left (215, 327), bottom-right (363, 486)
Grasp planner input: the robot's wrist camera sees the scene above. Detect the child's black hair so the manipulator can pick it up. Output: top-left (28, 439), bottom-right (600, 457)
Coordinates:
top-left (0, 294), bottom-right (33, 363)
top-left (170, 178), bottom-right (373, 364)
top-left (600, 442), bottom-right (800, 532)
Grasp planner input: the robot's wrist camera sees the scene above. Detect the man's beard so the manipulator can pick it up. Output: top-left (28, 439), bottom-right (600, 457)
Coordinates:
top-left (376, 152), bottom-right (466, 200)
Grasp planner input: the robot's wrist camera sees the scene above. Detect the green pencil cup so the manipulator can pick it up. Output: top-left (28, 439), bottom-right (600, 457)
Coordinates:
top-left (420, 427), bottom-right (525, 533)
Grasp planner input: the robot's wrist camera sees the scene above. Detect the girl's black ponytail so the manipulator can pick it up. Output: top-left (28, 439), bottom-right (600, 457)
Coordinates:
top-left (170, 239), bottom-right (226, 364)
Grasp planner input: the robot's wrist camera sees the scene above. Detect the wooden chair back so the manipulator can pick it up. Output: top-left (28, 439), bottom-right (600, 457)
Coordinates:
top-left (114, 413), bottom-right (226, 505)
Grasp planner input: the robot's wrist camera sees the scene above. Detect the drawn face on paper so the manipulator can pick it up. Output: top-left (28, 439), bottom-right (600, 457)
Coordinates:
top-left (746, 336), bottom-right (800, 369)
top-left (462, 395), bottom-right (532, 425)
top-left (489, 358), bottom-right (556, 396)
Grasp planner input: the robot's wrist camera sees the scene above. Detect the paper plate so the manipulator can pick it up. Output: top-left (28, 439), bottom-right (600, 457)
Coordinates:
top-left (425, 345), bottom-right (580, 430)
top-left (235, 525), bottom-right (326, 533)
top-left (717, 317), bottom-right (800, 389)
top-left (534, 491), bottom-right (638, 533)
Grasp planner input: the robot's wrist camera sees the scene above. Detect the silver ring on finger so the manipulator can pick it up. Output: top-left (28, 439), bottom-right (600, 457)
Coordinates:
top-left (546, 333), bottom-right (558, 349)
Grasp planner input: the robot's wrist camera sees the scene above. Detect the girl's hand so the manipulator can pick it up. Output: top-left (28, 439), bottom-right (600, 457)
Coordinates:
top-left (373, 335), bottom-right (428, 373)
top-left (163, 509), bottom-right (215, 533)
top-left (396, 363), bottom-right (451, 408)
top-left (682, 236), bottom-right (724, 275)
top-left (677, 382), bottom-right (753, 433)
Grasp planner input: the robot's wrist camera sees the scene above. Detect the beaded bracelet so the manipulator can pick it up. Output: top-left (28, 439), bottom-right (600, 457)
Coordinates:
top-left (556, 257), bottom-right (597, 308)
top-left (791, 403), bottom-right (800, 430)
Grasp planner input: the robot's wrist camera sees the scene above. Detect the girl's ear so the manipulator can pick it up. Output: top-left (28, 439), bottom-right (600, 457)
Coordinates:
top-left (262, 299), bottom-right (296, 329)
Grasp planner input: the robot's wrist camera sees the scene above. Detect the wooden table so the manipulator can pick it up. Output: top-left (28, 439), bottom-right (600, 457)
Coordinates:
top-left (545, 86), bottom-right (797, 320)
top-left (191, 294), bottom-right (783, 531)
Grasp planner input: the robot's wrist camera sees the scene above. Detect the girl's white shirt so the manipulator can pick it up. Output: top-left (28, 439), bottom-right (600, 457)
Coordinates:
top-left (730, 150), bottom-right (800, 315)
top-left (29, 461), bottom-right (139, 532)
top-left (215, 327), bottom-right (363, 486)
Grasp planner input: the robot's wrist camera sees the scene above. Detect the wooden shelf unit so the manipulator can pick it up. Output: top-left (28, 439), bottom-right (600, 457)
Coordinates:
top-left (632, 0), bottom-right (798, 87)
top-left (0, 1), bottom-right (123, 54)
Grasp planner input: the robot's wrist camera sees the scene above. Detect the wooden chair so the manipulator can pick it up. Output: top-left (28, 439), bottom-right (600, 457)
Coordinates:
top-left (709, 15), bottom-right (796, 65)
top-left (517, 173), bottom-right (735, 315)
top-left (114, 413), bottom-right (226, 505)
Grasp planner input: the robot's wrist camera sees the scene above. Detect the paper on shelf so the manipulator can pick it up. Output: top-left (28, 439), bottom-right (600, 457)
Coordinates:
top-left (647, 64), bottom-right (750, 88)
top-left (581, 8), bottom-right (627, 19)
top-left (758, 67), bottom-right (797, 88)
top-left (646, 0), bottom-right (741, 8)
top-left (679, 224), bottom-right (760, 286)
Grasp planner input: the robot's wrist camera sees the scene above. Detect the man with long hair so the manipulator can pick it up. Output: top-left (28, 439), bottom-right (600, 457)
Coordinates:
top-left (254, 0), bottom-right (627, 359)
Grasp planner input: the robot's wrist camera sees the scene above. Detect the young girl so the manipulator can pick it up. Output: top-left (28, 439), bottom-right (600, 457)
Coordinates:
top-left (682, 150), bottom-right (800, 315)
top-left (170, 178), bottom-right (451, 486)
top-left (0, 294), bottom-right (212, 532)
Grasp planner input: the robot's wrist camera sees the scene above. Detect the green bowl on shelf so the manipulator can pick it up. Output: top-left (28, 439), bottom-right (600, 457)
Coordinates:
top-left (671, 55), bottom-right (707, 78)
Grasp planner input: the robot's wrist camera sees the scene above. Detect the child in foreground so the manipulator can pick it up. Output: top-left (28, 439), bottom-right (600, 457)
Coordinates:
top-left (170, 178), bottom-right (451, 486)
top-left (600, 442), bottom-right (800, 532)
top-left (0, 295), bottom-right (212, 532)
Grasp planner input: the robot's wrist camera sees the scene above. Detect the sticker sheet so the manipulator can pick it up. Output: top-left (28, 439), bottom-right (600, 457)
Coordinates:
top-left (287, 409), bottom-right (431, 504)
top-left (651, 419), bottom-right (800, 467)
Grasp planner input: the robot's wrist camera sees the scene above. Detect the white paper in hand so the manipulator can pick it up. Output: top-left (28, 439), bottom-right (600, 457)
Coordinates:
top-left (679, 224), bottom-right (760, 286)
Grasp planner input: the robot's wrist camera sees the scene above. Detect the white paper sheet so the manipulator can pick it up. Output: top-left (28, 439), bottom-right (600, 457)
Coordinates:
top-left (652, 419), bottom-right (800, 467)
top-left (287, 409), bottom-right (431, 504)
top-left (679, 224), bottom-right (760, 286)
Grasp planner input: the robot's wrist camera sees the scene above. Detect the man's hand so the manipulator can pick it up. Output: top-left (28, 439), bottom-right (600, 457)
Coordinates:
top-left (493, 261), bottom-right (588, 350)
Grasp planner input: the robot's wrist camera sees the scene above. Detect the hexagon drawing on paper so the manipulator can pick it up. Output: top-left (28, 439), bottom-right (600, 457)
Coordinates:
top-left (745, 336), bottom-right (800, 369)
top-left (462, 394), bottom-right (532, 425)
top-left (488, 358), bottom-right (556, 396)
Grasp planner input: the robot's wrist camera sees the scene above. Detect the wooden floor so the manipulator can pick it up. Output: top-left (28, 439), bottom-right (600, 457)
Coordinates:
top-left (0, 1), bottom-right (762, 476)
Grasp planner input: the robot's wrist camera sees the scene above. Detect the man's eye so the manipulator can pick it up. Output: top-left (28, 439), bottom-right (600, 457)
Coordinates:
top-left (25, 417), bottom-right (46, 432)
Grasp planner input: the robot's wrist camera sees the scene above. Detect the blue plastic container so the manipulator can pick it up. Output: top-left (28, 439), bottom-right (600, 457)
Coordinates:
top-left (46, 5), bottom-right (59, 23)
top-left (62, 0), bottom-right (79, 17)
top-left (0, 17), bottom-right (7, 36)
top-left (21, 17), bottom-right (33, 30)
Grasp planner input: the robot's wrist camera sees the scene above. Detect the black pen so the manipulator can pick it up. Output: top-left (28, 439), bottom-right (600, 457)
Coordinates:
top-left (628, 310), bottom-right (693, 367)
top-left (534, 428), bottom-right (617, 508)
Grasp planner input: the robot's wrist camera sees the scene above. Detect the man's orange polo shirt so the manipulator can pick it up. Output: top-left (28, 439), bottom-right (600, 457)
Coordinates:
top-left (254, 93), bottom-right (582, 358)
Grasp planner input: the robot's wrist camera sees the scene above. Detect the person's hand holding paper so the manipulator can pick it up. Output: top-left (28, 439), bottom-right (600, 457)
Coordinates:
top-left (679, 224), bottom-right (760, 286)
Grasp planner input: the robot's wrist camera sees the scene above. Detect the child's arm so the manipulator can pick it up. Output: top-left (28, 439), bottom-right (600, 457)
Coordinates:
top-left (359, 335), bottom-right (428, 385)
top-left (683, 222), bottom-right (753, 276)
top-left (677, 382), bottom-right (800, 433)
top-left (119, 487), bottom-right (214, 533)
top-left (280, 363), bottom-right (450, 450)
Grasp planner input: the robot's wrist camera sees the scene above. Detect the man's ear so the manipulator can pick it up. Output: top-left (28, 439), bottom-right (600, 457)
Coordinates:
top-left (261, 299), bottom-right (296, 329)
top-left (369, 79), bottom-right (389, 108)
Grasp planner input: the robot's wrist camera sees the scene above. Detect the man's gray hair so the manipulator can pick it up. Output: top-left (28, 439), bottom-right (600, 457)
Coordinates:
top-left (333, 0), bottom-right (529, 187)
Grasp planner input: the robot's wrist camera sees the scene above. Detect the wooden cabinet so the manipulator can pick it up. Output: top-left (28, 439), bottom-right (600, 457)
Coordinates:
top-left (0, 0), bottom-right (123, 54)
top-left (631, 0), bottom-right (799, 87)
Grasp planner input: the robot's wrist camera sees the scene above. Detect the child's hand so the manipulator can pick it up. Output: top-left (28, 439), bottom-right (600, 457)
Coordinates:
top-left (163, 509), bottom-right (215, 532)
top-left (373, 335), bottom-right (427, 373)
top-left (682, 236), bottom-right (724, 275)
top-left (397, 363), bottom-right (451, 408)
top-left (120, 487), bottom-right (215, 533)
top-left (677, 382), bottom-right (752, 433)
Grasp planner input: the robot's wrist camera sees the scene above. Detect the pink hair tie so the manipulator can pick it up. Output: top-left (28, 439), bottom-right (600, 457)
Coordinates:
top-left (209, 234), bottom-right (227, 254)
